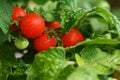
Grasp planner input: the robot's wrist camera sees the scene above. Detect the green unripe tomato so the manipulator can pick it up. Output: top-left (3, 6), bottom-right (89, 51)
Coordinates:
top-left (14, 38), bottom-right (29, 50)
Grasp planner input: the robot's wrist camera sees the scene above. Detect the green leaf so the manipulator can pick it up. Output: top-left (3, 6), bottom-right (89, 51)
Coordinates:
top-left (60, 0), bottom-right (91, 32)
top-left (96, 54), bottom-right (112, 68)
top-left (42, 1), bottom-right (58, 21)
top-left (60, 0), bottom-right (78, 10)
top-left (34, 0), bottom-right (46, 4)
top-left (91, 7), bottom-right (120, 35)
top-left (0, 0), bottom-right (13, 34)
top-left (57, 65), bottom-right (75, 80)
top-left (25, 66), bottom-right (35, 80)
top-left (60, 0), bottom-right (92, 10)
top-left (65, 38), bottom-right (120, 51)
top-left (78, 45), bottom-right (115, 75)
top-left (61, 7), bottom-right (120, 35)
top-left (67, 65), bottom-right (98, 80)
top-left (79, 45), bottom-right (116, 73)
top-left (92, 49), bottom-right (120, 72)
top-left (93, 63), bottom-right (114, 75)
top-left (96, 50), bottom-right (120, 71)
top-left (89, 17), bottom-right (108, 35)
top-left (85, 39), bottom-right (120, 45)
top-left (26, 47), bottom-right (66, 80)
top-left (0, 43), bottom-right (17, 80)
top-left (8, 60), bottom-right (30, 80)
top-left (75, 54), bottom-right (85, 66)
top-left (60, 9), bottom-right (87, 32)
top-left (34, 0), bottom-right (59, 21)
top-left (80, 45), bottom-right (107, 63)
top-left (34, 0), bottom-right (56, 5)
top-left (98, 75), bottom-right (108, 80)
top-left (0, 29), bottom-right (9, 43)
top-left (78, 46), bottom-right (120, 74)
top-left (110, 50), bottom-right (120, 71)
top-left (12, 0), bottom-right (28, 7)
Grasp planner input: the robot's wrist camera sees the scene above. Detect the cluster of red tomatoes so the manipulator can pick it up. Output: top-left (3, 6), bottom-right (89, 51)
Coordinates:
top-left (10, 6), bottom-right (84, 52)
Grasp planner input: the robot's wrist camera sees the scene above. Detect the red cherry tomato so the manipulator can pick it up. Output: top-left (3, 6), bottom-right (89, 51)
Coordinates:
top-left (34, 33), bottom-right (57, 52)
top-left (61, 29), bottom-right (84, 48)
top-left (12, 6), bottom-right (26, 21)
top-left (45, 21), bottom-right (60, 29)
top-left (113, 72), bottom-right (118, 79)
top-left (20, 13), bottom-right (45, 39)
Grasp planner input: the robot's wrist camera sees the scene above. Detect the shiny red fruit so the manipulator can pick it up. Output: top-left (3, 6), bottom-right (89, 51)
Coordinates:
top-left (61, 29), bottom-right (84, 48)
top-left (45, 21), bottom-right (60, 29)
top-left (34, 33), bottom-right (56, 52)
top-left (12, 6), bottom-right (26, 21)
top-left (20, 13), bottom-right (45, 39)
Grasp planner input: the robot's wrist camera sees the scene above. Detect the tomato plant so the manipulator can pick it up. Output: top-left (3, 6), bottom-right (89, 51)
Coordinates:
top-left (0, 0), bottom-right (120, 80)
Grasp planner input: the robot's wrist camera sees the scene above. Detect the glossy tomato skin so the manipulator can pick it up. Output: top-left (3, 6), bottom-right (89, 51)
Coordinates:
top-left (20, 13), bottom-right (45, 39)
top-left (45, 21), bottom-right (60, 29)
top-left (34, 33), bottom-right (56, 52)
top-left (61, 29), bottom-right (84, 48)
top-left (12, 6), bottom-right (26, 21)
top-left (14, 38), bottom-right (29, 50)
